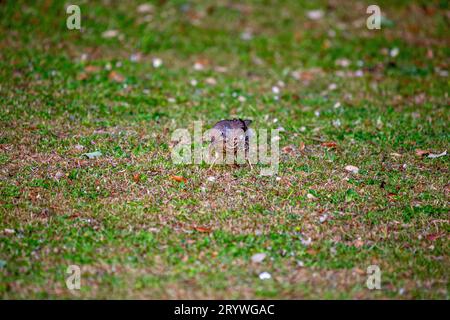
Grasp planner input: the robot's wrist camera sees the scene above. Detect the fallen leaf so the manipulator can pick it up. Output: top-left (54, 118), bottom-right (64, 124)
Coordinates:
top-left (415, 149), bottom-right (430, 156)
top-left (354, 239), bottom-right (364, 248)
top-left (321, 141), bottom-right (337, 148)
top-left (282, 145), bottom-right (295, 154)
top-left (387, 193), bottom-right (397, 202)
top-left (170, 175), bottom-right (187, 183)
top-left (84, 65), bottom-right (100, 73)
top-left (108, 71), bottom-right (125, 83)
top-left (194, 226), bottom-right (211, 233)
top-left (299, 142), bottom-right (305, 152)
top-left (77, 72), bottom-right (88, 81)
top-left (69, 213), bottom-right (81, 219)
top-left (133, 173), bottom-right (140, 183)
top-left (82, 151), bottom-right (102, 159)
top-left (426, 233), bottom-right (443, 241)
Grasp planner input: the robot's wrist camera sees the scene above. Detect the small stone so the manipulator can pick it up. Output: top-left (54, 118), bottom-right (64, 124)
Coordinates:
top-left (390, 47), bottom-right (399, 57)
top-left (345, 165), bottom-right (359, 174)
top-left (152, 58), bottom-right (162, 68)
top-left (259, 272), bottom-right (271, 280)
top-left (319, 214), bottom-right (328, 223)
top-left (307, 10), bottom-right (323, 20)
top-left (271, 86), bottom-right (280, 94)
top-left (251, 253), bottom-right (266, 263)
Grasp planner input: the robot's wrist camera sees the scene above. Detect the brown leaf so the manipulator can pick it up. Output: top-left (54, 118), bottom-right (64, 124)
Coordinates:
top-left (387, 193), bottom-right (397, 202)
top-left (133, 173), bottom-right (140, 183)
top-left (306, 248), bottom-right (317, 255)
top-left (354, 240), bottom-right (364, 248)
top-left (108, 71), bottom-right (125, 83)
top-left (69, 213), bottom-right (81, 219)
top-left (282, 145), bottom-right (295, 154)
top-left (415, 149), bottom-right (430, 157)
top-left (194, 226), bottom-right (212, 233)
top-left (170, 175), bottom-right (187, 183)
top-left (299, 141), bottom-right (305, 152)
top-left (85, 65), bottom-right (100, 73)
top-left (77, 72), bottom-right (88, 81)
top-left (426, 233), bottom-right (442, 241)
top-left (321, 141), bottom-right (337, 148)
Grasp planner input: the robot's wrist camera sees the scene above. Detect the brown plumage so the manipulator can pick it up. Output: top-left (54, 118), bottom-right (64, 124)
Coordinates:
top-left (209, 119), bottom-right (252, 164)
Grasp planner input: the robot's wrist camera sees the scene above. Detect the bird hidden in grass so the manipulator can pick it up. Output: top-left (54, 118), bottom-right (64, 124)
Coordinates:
top-left (208, 118), bottom-right (253, 167)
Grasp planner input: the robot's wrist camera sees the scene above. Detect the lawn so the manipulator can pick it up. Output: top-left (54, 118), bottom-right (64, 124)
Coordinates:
top-left (0, 0), bottom-right (448, 299)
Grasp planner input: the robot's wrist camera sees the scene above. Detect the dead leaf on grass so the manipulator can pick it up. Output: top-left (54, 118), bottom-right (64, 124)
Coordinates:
top-left (194, 226), bottom-right (212, 233)
top-left (415, 149), bottom-right (430, 156)
top-left (321, 141), bottom-right (337, 148)
top-left (108, 71), bottom-right (125, 83)
top-left (170, 175), bottom-right (187, 183)
top-left (84, 65), bottom-right (100, 73)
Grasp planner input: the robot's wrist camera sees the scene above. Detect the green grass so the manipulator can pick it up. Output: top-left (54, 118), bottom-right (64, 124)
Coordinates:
top-left (0, 0), bottom-right (448, 299)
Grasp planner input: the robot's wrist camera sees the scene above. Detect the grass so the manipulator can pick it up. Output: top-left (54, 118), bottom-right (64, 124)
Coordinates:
top-left (0, 0), bottom-right (448, 299)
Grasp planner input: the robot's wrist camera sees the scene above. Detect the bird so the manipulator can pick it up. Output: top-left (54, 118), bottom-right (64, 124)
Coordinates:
top-left (208, 119), bottom-right (253, 168)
